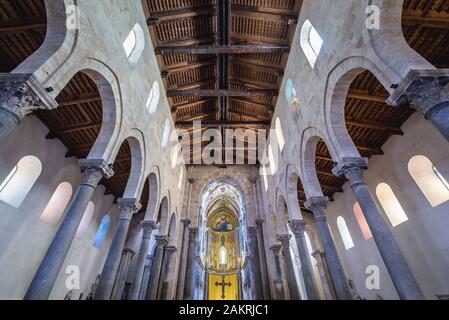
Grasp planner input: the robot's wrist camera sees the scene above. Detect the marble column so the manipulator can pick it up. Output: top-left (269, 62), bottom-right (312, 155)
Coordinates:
top-left (24, 160), bottom-right (113, 300)
top-left (270, 244), bottom-right (285, 300)
top-left (128, 220), bottom-right (158, 300)
top-left (305, 197), bottom-right (352, 300)
top-left (146, 235), bottom-right (168, 300)
top-left (139, 255), bottom-right (154, 299)
top-left (95, 198), bottom-right (142, 300)
top-left (277, 234), bottom-right (301, 300)
top-left (158, 245), bottom-right (177, 300)
top-left (176, 218), bottom-right (191, 300)
top-left (0, 74), bottom-right (57, 139)
top-left (333, 158), bottom-right (424, 300)
top-left (256, 219), bottom-right (270, 300)
top-left (312, 250), bottom-right (336, 300)
top-left (289, 219), bottom-right (319, 300)
top-left (183, 227), bottom-right (198, 300)
top-left (248, 226), bottom-right (264, 299)
top-left (403, 76), bottom-right (449, 142)
top-left (111, 248), bottom-right (135, 300)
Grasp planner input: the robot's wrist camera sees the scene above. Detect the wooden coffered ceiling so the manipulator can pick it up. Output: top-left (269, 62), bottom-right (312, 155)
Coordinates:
top-left (0, 0), bottom-right (448, 212)
top-left (142, 0), bottom-right (301, 164)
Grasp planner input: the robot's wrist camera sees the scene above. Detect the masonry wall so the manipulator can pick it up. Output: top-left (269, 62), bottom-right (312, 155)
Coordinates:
top-left (0, 116), bottom-right (119, 300)
top-left (326, 113), bottom-right (449, 300)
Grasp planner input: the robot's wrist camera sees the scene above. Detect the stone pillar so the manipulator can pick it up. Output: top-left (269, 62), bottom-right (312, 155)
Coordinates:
top-left (270, 244), bottom-right (285, 300)
top-left (312, 250), bottom-right (336, 300)
top-left (94, 198), bottom-right (142, 300)
top-left (402, 75), bottom-right (449, 142)
top-left (305, 197), bottom-right (352, 300)
top-left (176, 218), bottom-right (191, 300)
top-left (248, 226), bottom-right (264, 299)
top-left (256, 219), bottom-right (270, 300)
top-left (277, 234), bottom-right (301, 300)
top-left (333, 158), bottom-right (424, 300)
top-left (289, 219), bottom-right (319, 300)
top-left (158, 246), bottom-right (177, 300)
top-left (146, 235), bottom-right (168, 300)
top-left (139, 255), bottom-right (154, 300)
top-left (111, 248), bottom-right (135, 300)
top-left (0, 74), bottom-right (57, 139)
top-left (24, 160), bottom-right (113, 300)
top-left (183, 227), bottom-right (198, 300)
top-left (128, 220), bottom-right (158, 300)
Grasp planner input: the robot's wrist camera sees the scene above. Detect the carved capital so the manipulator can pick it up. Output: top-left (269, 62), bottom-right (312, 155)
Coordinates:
top-left (332, 157), bottom-right (367, 181)
top-left (289, 219), bottom-right (306, 235)
top-left (255, 218), bottom-right (265, 227)
top-left (155, 235), bottom-right (169, 247)
top-left (165, 245), bottom-right (177, 256)
top-left (141, 220), bottom-right (158, 238)
top-left (79, 159), bottom-right (114, 187)
top-left (277, 234), bottom-right (291, 247)
top-left (304, 196), bottom-right (329, 214)
top-left (0, 74), bottom-right (57, 123)
top-left (188, 178), bottom-right (195, 185)
top-left (405, 77), bottom-right (449, 116)
top-left (270, 244), bottom-right (281, 256)
top-left (118, 198), bottom-right (142, 221)
top-left (181, 218), bottom-right (192, 228)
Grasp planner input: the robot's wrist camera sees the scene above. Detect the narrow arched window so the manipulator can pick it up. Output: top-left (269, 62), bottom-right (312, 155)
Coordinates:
top-left (376, 183), bottom-right (408, 227)
top-left (337, 216), bottom-right (354, 250)
top-left (0, 155), bottom-right (42, 208)
top-left (275, 118), bottom-right (286, 152)
top-left (408, 155), bottom-right (449, 207)
top-left (146, 81), bottom-right (160, 114)
top-left (76, 201), bottom-right (95, 238)
top-left (262, 165), bottom-right (269, 191)
top-left (161, 119), bottom-right (170, 148)
top-left (300, 20), bottom-right (323, 68)
top-left (123, 23), bottom-right (145, 64)
top-left (219, 247), bottom-right (227, 265)
top-left (40, 182), bottom-right (73, 226)
top-left (171, 144), bottom-right (180, 169)
top-left (268, 144), bottom-right (276, 175)
top-left (93, 214), bottom-right (111, 249)
top-left (353, 202), bottom-right (372, 240)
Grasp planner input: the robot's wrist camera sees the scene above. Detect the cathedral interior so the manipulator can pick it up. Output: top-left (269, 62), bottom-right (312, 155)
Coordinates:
top-left (0, 0), bottom-right (449, 301)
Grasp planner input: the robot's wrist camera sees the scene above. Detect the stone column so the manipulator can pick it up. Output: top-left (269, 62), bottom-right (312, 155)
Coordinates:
top-left (289, 219), bottom-right (319, 300)
top-left (24, 160), bottom-right (113, 300)
top-left (305, 197), bottom-right (352, 300)
top-left (139, 255), bottom-right (154, 299)
top-left (312, 250), bottom-right (336, 300)
top-left (176, 218), bottom-right (191, 299)
top-left (183, 227), bottom-right (198, 300)
top-left (146, 235), bottom-right (168, 300)
top-left (256, 219), bottom-right (270, 300)
top-left (158, 246), bottom-right (177, 300)
top-left (402, 75), bottom-right (449, 142)
top-left (111, 248), bottom-right (135, 300)
top-left (333, 158), bottom-right (424, 300)
top-left (248, 226), bottom-right (264, 299)
top-left (277, 234), bottom-right (301, 300)
top-left (270, 244), bottom-right (285, 300)
top-left (128, 220), bottom-right (158, 300)
top-left (0, 74), bottom-right (57, 139)
top-left (94, 198), bottom-right (142, 300)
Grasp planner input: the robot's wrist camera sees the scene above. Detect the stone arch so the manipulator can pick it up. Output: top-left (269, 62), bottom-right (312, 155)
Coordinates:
top-left (167, 212), bottom-right (177, 246)
top-left (299, 127), bottom-right (329, 199)
top-left (285, 164), bottom-right (303, 221)
top-left (144, 170), bottom-right (160, 221)
top-left (157, 196), bottom-right (170, 235)
top-left (111, 131), bottom-right (146, 199)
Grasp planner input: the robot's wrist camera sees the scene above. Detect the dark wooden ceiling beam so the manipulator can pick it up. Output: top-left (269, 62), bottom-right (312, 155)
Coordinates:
top-left (167, 89), bottom-right (278, 97)
top-left (346, 118), bottom-right (404, 135)
top-left (155, 44), bottom-right (290, 55)
top-left (0, 18), bottom-right (46, 34)
top-left (176, 120), bottom-right (270, 127)
top-left (347, 89), bottom-right (388, 103)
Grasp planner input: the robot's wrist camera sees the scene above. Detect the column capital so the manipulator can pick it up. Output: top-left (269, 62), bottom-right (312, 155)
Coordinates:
top-left (332, 157), bottom-right (368, 178)
top-left (255, 218), bottom-right (265, 226)
top-left (0, 73), bottom-right (57, 123)
top-left (304, 196), bottom-right (329, 213)
top-left (270, 244), bottom-right (281, 255)
top-left (123, 248), bottom-right (136, 256)
top-left (165, 245), bottom-right (177, 255)
top-left (386, 69), bottom-right (449, 109)
top-left (141, 220), bottom-right (158, 239)
top-left (188, 178), bottom-right (195, 184)
top-left (277, 234), bottom-right (291, 247)
top-left (181, 218), bottom-right (192, 228)
top-left (155, 235), bottom-right (169, 247)
top-left (289, 219), bottom-right (306, 235)
top-left (79, 159), bottom-right (115, 187)
top-left (249, 175), bottom-right (259, 184)
top-left (118, 198), bottom-right (142, 220)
